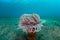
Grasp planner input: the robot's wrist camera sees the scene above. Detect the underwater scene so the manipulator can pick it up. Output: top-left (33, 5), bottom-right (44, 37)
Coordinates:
top-left (0, 0), bottom-right (60, 40)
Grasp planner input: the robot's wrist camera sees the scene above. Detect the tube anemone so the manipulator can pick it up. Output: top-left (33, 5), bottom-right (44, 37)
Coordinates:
top-left (18, 14), bottom-right (45, 40)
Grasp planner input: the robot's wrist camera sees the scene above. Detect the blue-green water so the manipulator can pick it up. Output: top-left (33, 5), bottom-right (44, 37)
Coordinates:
top-left (0, 0), bottom-right (60, 40)
top-left (0, 0), bottom-right (60, 17)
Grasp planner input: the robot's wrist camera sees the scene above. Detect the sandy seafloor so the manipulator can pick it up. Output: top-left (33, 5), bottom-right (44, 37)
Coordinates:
top-left (0, 17), bottom-right (60, 40)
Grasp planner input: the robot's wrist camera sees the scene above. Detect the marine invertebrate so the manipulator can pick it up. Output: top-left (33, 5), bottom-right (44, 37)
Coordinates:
top-left (18, 14), bottom-right (45, 40)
